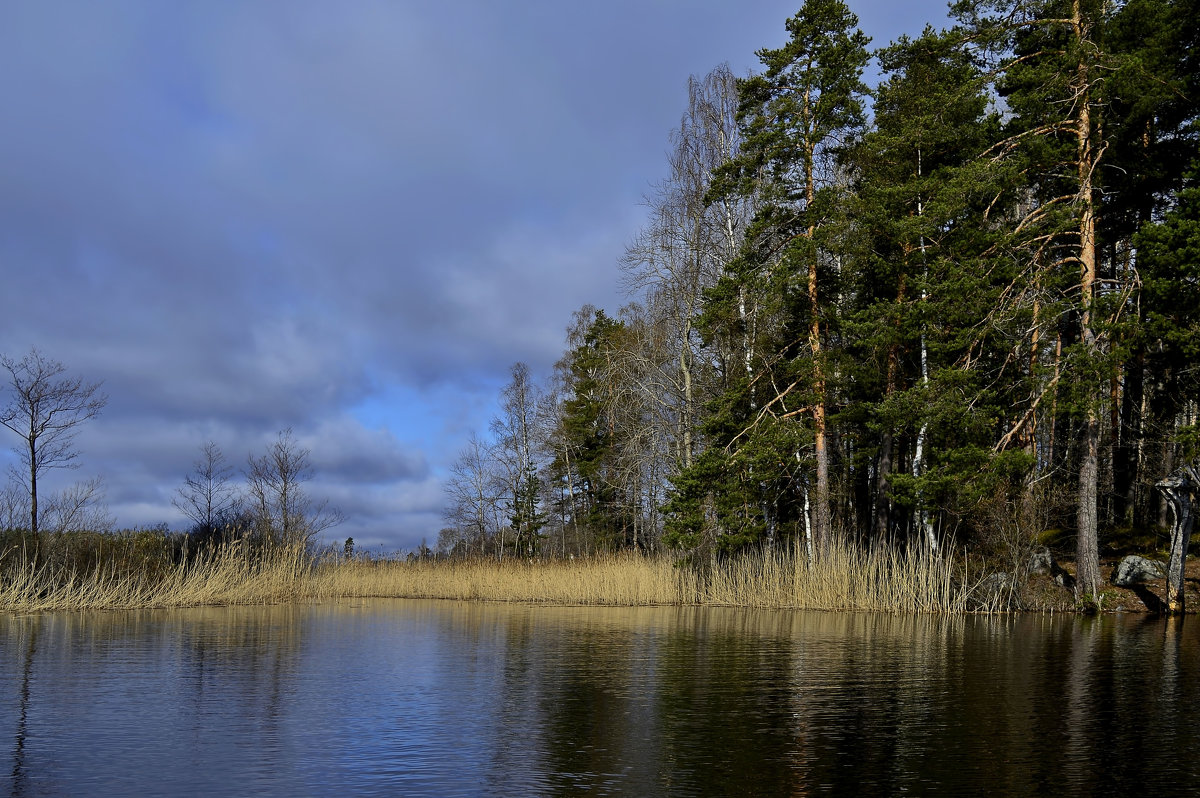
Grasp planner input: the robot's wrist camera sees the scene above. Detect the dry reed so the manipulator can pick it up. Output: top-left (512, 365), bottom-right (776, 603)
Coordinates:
top-left (1, 538), bottom-right (980, 613)
top-left (0, 542), bottom-right (314, 612)
top-left (312, 552), bottom-right (684, 605)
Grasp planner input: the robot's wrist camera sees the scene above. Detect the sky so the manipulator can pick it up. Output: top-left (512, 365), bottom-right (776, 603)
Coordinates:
top-left (0, 0), bottom-right (951, 553)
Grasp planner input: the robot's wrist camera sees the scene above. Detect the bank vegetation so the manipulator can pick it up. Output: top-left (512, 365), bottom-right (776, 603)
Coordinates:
top-left (0, 529), bottom-right (999, 614)
top-left (1, 0), bottom-right (1196, 617)
top-left (439, 0), bottom-right (1200, 613)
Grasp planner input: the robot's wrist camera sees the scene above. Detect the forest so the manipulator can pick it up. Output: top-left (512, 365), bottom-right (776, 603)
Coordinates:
top-left (439, 0), bottom-right (1200, 606)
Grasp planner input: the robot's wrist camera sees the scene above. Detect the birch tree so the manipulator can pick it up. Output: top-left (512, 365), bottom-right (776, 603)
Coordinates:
top-left (246, 429), bottom-right (342, 547)
top-left (492, 362), bottom-right (545, 557)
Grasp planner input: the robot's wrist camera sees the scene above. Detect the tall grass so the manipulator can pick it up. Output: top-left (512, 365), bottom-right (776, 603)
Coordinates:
top-left (693, 542), bottom-right (973, 612)
top-left (314, 543), bottom-right (974, 612)
top-left (1, 534), bottom-right (980, 613)
top-left (313, 552), bottom-right (684, 605)
top-left (339, 543), bottom-right (973, 611)
top-left (0, 539), bottom-right (313, 612)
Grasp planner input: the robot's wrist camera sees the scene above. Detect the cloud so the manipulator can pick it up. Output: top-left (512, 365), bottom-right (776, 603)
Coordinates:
top-left (0, 0), bottom-right (951, 550)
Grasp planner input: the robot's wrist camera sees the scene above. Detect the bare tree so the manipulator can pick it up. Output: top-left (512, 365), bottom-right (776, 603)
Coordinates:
top-left (442, 431), bottom-right (503, 557)
top-left (41, 476), bottom-right (113, 534)
top-left (245, 429), bottom-right (343, 547)
top-left (621, 63), bottom-right (748, 474)
top-left (0, 480), bottom-right (28, 531)
top-left (491, 363), bottom-right (545, 557)
top-left (173, 441), bottom-right (240, 535)
top-left (0, 350), bottom-right (107, 535)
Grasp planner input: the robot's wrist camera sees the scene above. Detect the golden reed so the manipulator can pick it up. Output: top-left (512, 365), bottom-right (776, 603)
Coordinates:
top-left (0, 541), bottom-right (313, 612)
top-left (2, 539), bottom-right (974, 613)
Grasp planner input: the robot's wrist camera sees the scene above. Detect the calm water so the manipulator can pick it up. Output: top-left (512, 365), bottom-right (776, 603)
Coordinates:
top-left (3, 601), bottom-right (1199, 796)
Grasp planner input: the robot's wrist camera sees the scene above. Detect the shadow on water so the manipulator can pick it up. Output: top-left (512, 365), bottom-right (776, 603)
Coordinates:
top-left (4, 603), bottom-right (1200, 796)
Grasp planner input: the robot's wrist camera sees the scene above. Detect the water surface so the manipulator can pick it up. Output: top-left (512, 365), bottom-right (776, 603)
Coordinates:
top-left (3, 601), bottom-right (1198, 796)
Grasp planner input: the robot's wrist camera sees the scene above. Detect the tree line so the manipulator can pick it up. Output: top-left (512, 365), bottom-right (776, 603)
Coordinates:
top-left (0, 348), bottom-right (340, 549)
top-left (441, 0), bottom-right (1199, 604)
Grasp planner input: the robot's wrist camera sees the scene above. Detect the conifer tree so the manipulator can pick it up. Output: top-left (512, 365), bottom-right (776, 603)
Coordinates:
top-left (953, 0), bottom-right (1121, 602)
top-left (843, 27), bottom-right (1003, 547)
top-left (694, 0), bottom-right (871, 551)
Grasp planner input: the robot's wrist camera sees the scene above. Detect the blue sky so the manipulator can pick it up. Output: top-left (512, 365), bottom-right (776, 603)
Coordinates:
top-left (0, 0), bottom-right (950, 552)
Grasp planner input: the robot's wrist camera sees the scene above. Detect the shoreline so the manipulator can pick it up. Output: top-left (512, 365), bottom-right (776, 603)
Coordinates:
top-left (3, 543), bottom-right (1192, 615)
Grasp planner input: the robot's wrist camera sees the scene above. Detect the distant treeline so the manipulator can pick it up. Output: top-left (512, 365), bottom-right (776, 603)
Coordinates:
top-left (0, 343), bottom-right (341, 554)
top-left (440, 0), bottom-right (1197, 604)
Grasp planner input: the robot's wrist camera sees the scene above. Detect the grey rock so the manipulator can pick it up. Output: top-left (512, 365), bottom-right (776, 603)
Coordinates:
top-left (1029, 546), bottom-right (1055, 575)
top-left (1029, 547), bottom-right (1075, 591)
top-left (1111, 555), bottom-right (1166, 587)
top-left (971, 572), bottom-right (1020, 610)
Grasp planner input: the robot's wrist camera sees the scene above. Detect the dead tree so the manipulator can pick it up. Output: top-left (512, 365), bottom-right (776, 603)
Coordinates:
top-left (1156, 465), bottom-right (1199, 614)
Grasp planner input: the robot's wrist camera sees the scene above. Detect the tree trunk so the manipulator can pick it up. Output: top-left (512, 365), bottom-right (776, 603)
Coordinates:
top-left (28, 455), bottom-right (37, 537)
top-left (804, 126), bottom-right (831, 549)
top-left (875, 293), bottom-right (902, 542)
top-left (874, 431), bottom-right (894, 543)
top-left (1072, 0), bottom-right (1102, 605)
top-left (1118, 347), bottom-right (1144, 525)
top-left (1157, 465), bottom-right (1198, 614)
top-left (681, 317), bottom-right (694, 470)
top-left (1077, 418), bottom-right (1102, 601)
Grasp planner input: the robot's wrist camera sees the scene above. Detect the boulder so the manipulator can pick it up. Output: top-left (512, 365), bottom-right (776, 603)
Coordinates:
top-left (1029, 546), bottom-right (1055, 574)
top-left (1029, 547), bottom-right (1075, 591)
top-left (1111, 555), bottom-right (1166, 587)
top-left (971, 572), bottom-right (1020, 610)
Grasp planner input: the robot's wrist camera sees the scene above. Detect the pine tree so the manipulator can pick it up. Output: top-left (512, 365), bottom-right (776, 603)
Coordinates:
top-left (1103, 0), bottom-right (1199, 528)
top-left (695, 0), bottom-right (871, 551)
top-left (551, 309), bottom-right (636, 551)
top-left (842, 27), bottom-right (1005, 547)
top-left (953, 0), bottom-right (1122, 602)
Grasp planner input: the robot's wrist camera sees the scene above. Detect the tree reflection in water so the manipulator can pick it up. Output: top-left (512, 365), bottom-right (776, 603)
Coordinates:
top-left (3, 604), bottom-right (1200, 796)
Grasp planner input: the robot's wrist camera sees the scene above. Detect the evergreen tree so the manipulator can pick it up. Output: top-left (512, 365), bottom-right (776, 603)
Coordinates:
top-left (953, 0), bottom-right (1122, 602)
top-left (1134, 153), bottom-right (1200, 479)
top-left (550, 308), bottom-right (637, 550)
top-left (1103, 0), bottom-right (1199, 528)
top-left (687, 0), bottom-right (871, 551)
top-left (843, 27), bottom-right (1005, 547)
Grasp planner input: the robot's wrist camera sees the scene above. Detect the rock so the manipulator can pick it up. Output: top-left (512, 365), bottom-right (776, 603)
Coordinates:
top-left (1029, 547), bottom-right (1075, 591)
top-left (1029, 546), bottom-right (1055, 574)
top-left (971, 572), bottom-right (1020, 610)
top-left (1111, 555), bottom-right (1166, 587)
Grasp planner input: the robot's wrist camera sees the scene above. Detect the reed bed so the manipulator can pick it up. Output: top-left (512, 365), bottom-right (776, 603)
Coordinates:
top-left (692, 543), bottom-right (972, 612)
top-left (313, 552), bottom-right (684, 605)
top-left (1, 537), bottom-right (980, 613)
top-left (315, 540), bottom-right (976, 612)
top-left (0, 542), bottom-right (314, 612)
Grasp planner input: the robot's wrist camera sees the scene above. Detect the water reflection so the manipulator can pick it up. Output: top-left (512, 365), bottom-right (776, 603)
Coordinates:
top-left (3, 603), bottom-right (1199, 796)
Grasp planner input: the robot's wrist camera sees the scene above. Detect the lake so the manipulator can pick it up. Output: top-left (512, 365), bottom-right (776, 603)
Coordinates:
top-left (3, 600), bottom-right (1199, 796)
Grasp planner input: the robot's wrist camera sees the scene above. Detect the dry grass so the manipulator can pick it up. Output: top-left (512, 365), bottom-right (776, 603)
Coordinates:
top-left (0, 542), bottom-right (314, 612)
top-left (314, 541), bottom-right (974, 613)
top-left (1, 538), bottom-right (979, 613)
top-left (695, 543), bottom-right (972, 612)
top-left (312, 552), bottom-right (684, 605)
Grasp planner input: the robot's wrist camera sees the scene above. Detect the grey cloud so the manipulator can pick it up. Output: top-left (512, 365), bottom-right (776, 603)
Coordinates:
top-left (0, 0), bottom-right (950, 550)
